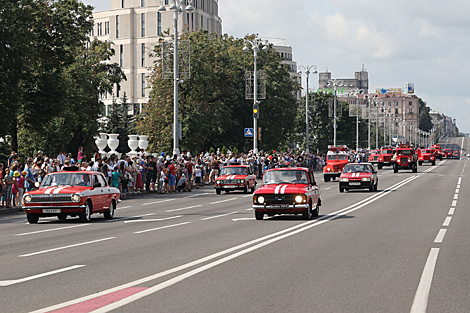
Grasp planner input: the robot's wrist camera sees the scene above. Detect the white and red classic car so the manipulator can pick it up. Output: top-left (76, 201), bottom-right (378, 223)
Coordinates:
top-left (214, 164), bottom-right (256, 194)
top-left (22, 168), bottom-right (120, 224)
top-left (252, 167), bottom-right (321, 220)
top-left (338, 163), bottom-right (378, 192)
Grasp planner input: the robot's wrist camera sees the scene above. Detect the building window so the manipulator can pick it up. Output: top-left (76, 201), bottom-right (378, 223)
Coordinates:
top-left (141, 43), bottom-right (145, 67)
top-left (165, 0), bottom-right (169, 4)
top-left (395, 101), bottom-right (398, 106)
top-left (141, 0), bottom-right (145, 6)
top-left (116, 15), bottom-right (119, 38)
top-left (395, 108), bottom-right (399, 114)
top-left (201, 16), bottom-right (203, 29)
top-left (120, 44), bottom-right (123, 67)
top-left (158, 12), bottom-right (162, 35)
top-left (142, 73), bottom-right (146, 97)
top-left (122, 0), bottom-right (125, 8)
top-left (141, 13), bottom-right (145, 37)
top-left (409, 101), bottom-right (412, 105)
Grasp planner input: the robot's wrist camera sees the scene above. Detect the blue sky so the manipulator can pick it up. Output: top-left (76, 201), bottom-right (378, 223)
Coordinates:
top-left (83, 0), bottom-right (470, 134)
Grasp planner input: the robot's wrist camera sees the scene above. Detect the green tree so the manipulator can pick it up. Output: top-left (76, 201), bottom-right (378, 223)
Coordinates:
top-left (105, 93), bottom-right (134, 154)
top-left (138, 31), bottom-right (298, 153)
top-left (418, 98), bottom-right (433, 132)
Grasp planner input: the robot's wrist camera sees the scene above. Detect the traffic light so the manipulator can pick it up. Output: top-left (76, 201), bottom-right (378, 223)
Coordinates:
top-left (253, 103), bottom-right (259, 118)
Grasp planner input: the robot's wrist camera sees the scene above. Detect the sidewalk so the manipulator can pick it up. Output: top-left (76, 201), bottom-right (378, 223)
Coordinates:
top-left (0, 207), bottom-right (24, 217)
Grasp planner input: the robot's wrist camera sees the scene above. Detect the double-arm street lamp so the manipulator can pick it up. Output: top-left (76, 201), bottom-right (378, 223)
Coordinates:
top-left (364, 94), bottom-right (375, 151)
top-left (327, 79), bottom-right (344, 147)
top-left (158, 0), bottom-right (194, 158)
top-left (351, 88), bottom-right (364, 151)
top-left (298, 65), bottom-right (318, 154)
top-left (243, 38), bottom-right (269, 155)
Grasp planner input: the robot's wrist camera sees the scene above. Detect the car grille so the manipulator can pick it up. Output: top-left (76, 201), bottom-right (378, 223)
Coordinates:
top-left (373, 156), bottom-right (379, 161)
top-left (400, 157), bottom-right (408, 164)
top-left (261, 195), bottom-right (296, 205)
top-left (222, 180), bottom-right (239, 184)
top-left (29, 194), bottom-right (73, 203)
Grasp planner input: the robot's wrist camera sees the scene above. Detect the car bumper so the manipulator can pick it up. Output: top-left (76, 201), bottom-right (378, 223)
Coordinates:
top-left (253, 204), bottom-right (309, 211)
top-left (323, 172), bottom-right (341, 177)
top-left (215, 185), bottom-right (245, 191)
top-left (23, 205), bottom-right (85, 214)
top-left (339, 182), bottom-right (372, 189)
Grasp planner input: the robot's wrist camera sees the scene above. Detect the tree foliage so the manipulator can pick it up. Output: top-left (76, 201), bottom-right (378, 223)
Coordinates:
top-left (137, 31), bottom-right (298, 154)
top-left (418, 97), bottom-right (433, 132)
top-left (104, 94), bottom-right (135, 153)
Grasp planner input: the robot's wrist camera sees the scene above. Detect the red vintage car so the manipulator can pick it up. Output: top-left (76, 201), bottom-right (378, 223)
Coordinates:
top-left (368, 149), bottom-right (381, 166)
top-left (214, 164), bottom-right (256, 194)
top-left (323, 146), bottom-right (350, 182)
top-left (23, 169), bottom-right (120, 224)
top-left (417, 148), bottom-right (436, 166)
top-left (339, 163), bottom-right (378, 192)
top-left (453, 150), bottom-right (460, 159)
top-left (252, 167), bottom-right (321, 220)
top-left (378, 147), bottom-right (394, 169)
top-left (443, 149), bottom-right (453, 159)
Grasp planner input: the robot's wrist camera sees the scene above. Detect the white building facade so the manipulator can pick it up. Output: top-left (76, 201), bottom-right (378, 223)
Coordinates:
top-left (91, 0), bottom-right (222, 115)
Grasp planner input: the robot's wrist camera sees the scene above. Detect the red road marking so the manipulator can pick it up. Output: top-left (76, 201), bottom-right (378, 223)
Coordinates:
top-left (48, 287), bottom-right (148, 312)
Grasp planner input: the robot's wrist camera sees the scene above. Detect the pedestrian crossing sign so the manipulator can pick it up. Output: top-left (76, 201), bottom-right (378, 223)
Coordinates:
top-left (244, 128), bottom-right (254, 137)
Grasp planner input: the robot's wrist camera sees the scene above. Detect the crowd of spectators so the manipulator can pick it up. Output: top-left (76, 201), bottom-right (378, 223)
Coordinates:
top-left (0, 147), bottom-right (329, 209)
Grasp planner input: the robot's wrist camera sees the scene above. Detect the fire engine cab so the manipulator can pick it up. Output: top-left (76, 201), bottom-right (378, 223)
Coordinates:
top-left (378, 147), bottom-right (394, 169)
top-left (430, 145), bottom-right (443, 160)
top-left (368, 150), bottom-right (381, 167)
top-left (392, 144), bottom-right (418, 173)
top-left (417, 148), bottom-right (436, 166)
top-left (443, 149), bottom-right (453, 159)
top-left (323, 145), bottom-right (351, 182)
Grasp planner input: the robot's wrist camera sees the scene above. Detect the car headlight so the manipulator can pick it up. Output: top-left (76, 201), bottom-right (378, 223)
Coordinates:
top-left (71, 194), bottom-right (81, 202)
top-left (24, 195), bottom-right (32, 203)
top-left (362, 178), bottom-right (371, 182)
top-left (216, 180), bottom-right (221, 185)
top-left (408, 158), bottom-right (411, 162)
top-left (340, 178), bottom-right (349, 182)
top-left (327, 168), bottom-right (331, 172)
top-left (257, 196), bottom-right (265, 204)
top-left (295, 195), bottom-right (306, 203)
top-left (238, 179), bottom-right (245, 184)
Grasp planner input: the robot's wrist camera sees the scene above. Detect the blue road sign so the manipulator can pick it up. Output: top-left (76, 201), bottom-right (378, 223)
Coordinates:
top-left (244, 128), bottom-right (254, 137)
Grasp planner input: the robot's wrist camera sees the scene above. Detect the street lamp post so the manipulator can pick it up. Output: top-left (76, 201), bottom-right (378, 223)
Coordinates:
top-left (298, 65), bottom-right (318, 154)
top-left (351, 88), bottom-right (364, 152)
top-left (243, 38), bottom-right (269, 155)
top-left (365, 94), bottom-right (375, 151)
top-left (158, 0), bottom-right (194, 159)
top-left (327, 79), bottom-right (344, 147)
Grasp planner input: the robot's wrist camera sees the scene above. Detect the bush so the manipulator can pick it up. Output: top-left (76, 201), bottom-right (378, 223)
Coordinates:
top-left (209, 147), bottom-right (214, 154)
top-left (221, 146), bottom-right (227, 155)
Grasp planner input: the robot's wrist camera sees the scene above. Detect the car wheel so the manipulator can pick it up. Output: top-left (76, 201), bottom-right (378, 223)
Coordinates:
top-left (244, 185), bottom-right (248, 194)
top-left (302, 202), bottom-right (313, 220)
top-left (251, 185), bottom-right (255, 193)
top-left (419, 161), bottom-right (423, 166)
top-left (393, 163), bottom-right (398, 173)
top-left (79, 201), bottom-right (92, 223)
top-left (312, 202), bottom-right (319, 217)
top-left (369, 183), bottom-right (374, 192)
top-left (378, 164), bottom-right (383, 170)
top-left (412, 163), bottom-right (417, 173)
top-left (58, 213), bottom-right (67, 221)
top-left (339, 187), bottom-right (344, 193)
top-left (27, 213), bottom-right (39, 224)
top-left (255, 210), bottom-right (264, 220)
top-left (324, 176), bottom-right (330, 182)
top-left (104, 200), bottom-right (115, 219)
top-left (216, 188), bottom-right (221, 195)
top-left (432, 160), bottom-right (436, 166)
top-left (374, 182), bottom-right (378, 191)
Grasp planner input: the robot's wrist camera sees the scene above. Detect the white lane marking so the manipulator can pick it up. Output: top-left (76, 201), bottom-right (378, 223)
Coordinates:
top-left (113, 213), bottom-right (156, 221)
top-left (185, 193), bottom-right (209, 198)
top-left (0, 265), bottom-right (85, 287)
top-left (166, 205), bottom-right (202, 213)
top-left (457, 184), bottom-right (460, 189)
top-left (19, 237), bottom-right (116, 258)
top-left (91, 176), bottom-right (422, 313)
top-left (124, 216), bottom-right (182, 223)
top-left (31, 175), bottom-right (423, 313)
top-left (232, 218), bottom-right (256, 221)
top-left (455, 189), bottom-right (459, 194)
top-left (246, 208), bottom-right (253, 211)
top-left (449, 208), bottom-right (455, 215)
top-left (410, 248), bottom-right (440, 313)
top-left (434, 229), bottom-right (447, 243)
top-left (201, 212), bottom-right (238, 221)
top-left (141, 199), bottom-right (175, 206)
top-left (209, 198), bottom-right (237, 205)
top-left (452, 200), bottom-right (457, 207)
top-left (242, 195), bottom-right (253, 198)
top-left (443, 216), bottom-right (452, 227)
top-left (15, 224), bottom-right (89, 236)
top-left (458, 177), bottom-right (462, 184)
top-left (134, 222), bottom-right (190, 234)
top-left (325, 187), bottom-right (331, 190)
top-left (453, 194), bottom-right (458, 200)
top-left (117, 206), bottom-right (132, 209)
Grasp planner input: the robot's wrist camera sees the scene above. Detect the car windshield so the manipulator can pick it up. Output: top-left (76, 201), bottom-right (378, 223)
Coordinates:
top-left (398, 150), bottom-right (412, 156)
top-left (41, 173), bottom-right (92, 187)
top-left (382, 150), bottom-right (393, 154)
top-left (343, 164), bottom-right (372, 173)
top-left (327, 154), bottom-right (348, 160)
top-left (423, 150), bottom-right (431, 154)
top-left (263, 170), bottom-right (308, 185)
top-left (220, 167), bottom-right (248, 176)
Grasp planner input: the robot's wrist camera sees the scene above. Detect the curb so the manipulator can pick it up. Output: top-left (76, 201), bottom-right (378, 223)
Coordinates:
top-left (0, 207), bottom-right (25, 217)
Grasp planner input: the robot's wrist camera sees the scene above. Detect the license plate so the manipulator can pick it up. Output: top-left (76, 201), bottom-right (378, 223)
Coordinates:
top-left (270, 204), bottom-right (289, 209)
top-left (43, 209), bottom-right (61, 213)
top-left (223, 185), bottom-right (235, 188)
top-left (349, 182), bottom-right (361, 186)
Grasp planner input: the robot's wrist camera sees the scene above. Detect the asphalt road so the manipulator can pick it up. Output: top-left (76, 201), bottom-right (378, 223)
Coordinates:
top-left (1, 137), bottom-right (469, 313)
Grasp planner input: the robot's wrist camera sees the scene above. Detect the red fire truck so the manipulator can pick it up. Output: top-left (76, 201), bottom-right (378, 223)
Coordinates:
top-left (430, 145), bottom-right (443, 160)
top-left (392, 144), bottom-right (418, 173)
top-left (323, 146), bottom-right (351, 182)
top-left (417, 148), bottom-right (436, 166)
